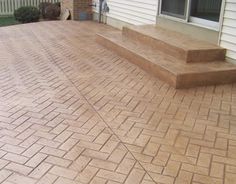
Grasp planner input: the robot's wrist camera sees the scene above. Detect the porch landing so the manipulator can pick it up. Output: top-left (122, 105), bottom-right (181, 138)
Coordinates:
top-left (96, 25), bottom-right (236, 88)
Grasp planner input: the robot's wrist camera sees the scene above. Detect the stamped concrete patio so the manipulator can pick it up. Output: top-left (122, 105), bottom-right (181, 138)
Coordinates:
top-left (0, 21), bottom-right (235, 184)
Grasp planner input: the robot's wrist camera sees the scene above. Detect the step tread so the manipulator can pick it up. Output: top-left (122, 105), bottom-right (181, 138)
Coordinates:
top-left (98, 32), bottom-right (236, 75)
top-left (126, 25), bottom-right (224, 51)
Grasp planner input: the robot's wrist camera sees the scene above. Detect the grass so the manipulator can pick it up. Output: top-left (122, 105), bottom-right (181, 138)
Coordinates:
top-left (0, 16), bottom-right (19, 27)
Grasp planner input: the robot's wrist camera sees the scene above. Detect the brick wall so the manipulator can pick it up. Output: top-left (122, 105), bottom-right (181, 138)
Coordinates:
top-left (61, 0), bottom-right (92, 20)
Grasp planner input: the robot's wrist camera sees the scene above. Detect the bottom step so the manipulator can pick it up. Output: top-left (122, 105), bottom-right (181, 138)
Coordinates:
top-left (96, 32), bottom-right (236, 89)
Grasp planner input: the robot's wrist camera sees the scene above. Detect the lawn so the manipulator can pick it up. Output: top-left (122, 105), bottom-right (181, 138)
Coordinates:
top-left (0, 16), bottom-right (19, 27)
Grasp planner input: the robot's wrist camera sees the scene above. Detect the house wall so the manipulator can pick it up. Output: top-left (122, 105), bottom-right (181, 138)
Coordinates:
top-left (219, 0), bottom-right (236, 61)
top-left (92, 0), bottom-right (159, 28)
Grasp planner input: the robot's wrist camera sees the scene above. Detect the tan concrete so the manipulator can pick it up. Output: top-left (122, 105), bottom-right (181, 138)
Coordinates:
top-left (122, 25), bottom-right (226, 63)
top-left (157, 16), bottom-right (220, 44)
top-left (96, 25), bottom-right (236, 88)
top-left (0, 21), bottom-right (235, 184)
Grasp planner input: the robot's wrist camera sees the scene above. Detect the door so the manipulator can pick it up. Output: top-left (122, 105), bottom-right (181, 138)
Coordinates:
top-left (160, 0), bottom-right (223, 29)
top-left (190, 0), bottom-right (222, 29)
top-left (161, 0), bottom-right (188, 19)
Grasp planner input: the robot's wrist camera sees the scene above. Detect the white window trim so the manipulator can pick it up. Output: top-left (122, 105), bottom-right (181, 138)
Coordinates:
top-left (189, 17), bottom-right (220, 29)
top-left (218, 0), bottom-right (226, 44)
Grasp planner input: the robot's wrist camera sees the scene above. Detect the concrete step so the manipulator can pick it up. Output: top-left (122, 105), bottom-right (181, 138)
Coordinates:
top-left (122, 25), bottom-right (226, 63)
top-left (96, 32), bottom-right (236, 88)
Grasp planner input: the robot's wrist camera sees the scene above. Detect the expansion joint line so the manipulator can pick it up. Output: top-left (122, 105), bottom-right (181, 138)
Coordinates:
top-left (29, 28), bottom-right (158, 184)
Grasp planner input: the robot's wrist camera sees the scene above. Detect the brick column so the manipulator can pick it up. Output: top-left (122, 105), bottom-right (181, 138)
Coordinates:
top-left (61, 0), bottom-right (92, 20)
top-left (61, 0), bottom-right (74, 20)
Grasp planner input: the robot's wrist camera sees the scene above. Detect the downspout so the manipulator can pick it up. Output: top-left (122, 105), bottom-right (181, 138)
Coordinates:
top-left (218, 0), bottom-right (226, 45)
top-left (99, 0), bottom-right (104, 23)
top-left (156, 0), bottom-right (161, 24)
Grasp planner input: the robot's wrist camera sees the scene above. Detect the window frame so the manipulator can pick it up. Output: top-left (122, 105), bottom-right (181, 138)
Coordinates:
top-left (158, 0), bottom-right (223, 30)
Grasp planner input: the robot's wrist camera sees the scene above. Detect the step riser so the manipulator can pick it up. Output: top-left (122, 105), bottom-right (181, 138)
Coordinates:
top-left (96, 34), bottom-right (177, 87)
top-left (123, 27), bottom-right (187, 62)
top-left (186, 49), bottom-right (226, 63)
top-left (177, 71), bottom-right (236, 88)
top-left (96, 34), bottom-right (236, 89)
top-left (123, 27), bottom-right (226, 63)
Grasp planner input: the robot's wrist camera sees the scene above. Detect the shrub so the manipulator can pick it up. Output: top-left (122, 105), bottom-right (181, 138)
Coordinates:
top-left (39, 2), bottom-right (52, 18)
top-left (14, 6), bottom-right (40, 23)
top-left (54, 2), bottom-right (61, 8)
top-left (44, 3), bottom-right (61, 20)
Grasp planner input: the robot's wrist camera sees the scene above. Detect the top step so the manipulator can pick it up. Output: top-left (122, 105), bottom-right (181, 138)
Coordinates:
top-left (123, 25), bottom-right (226, 63)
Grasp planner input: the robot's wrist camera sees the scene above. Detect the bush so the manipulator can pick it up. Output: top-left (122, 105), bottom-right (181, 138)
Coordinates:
top-left (39, 2), bottom-right (52, 18)
top-left (14, 6), bottom-right (40, 23)
top-left (44, 3), bottom-right (61, 20)
top-left (54, 2), bottom-right (61, 8)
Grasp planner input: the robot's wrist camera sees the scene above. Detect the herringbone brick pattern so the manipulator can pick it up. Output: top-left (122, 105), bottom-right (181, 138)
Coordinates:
top-left (0, 21), bottom-right (235, 184)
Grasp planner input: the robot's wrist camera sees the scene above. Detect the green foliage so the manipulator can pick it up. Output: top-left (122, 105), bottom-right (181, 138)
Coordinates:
top-left (0, 16), bottom-right (19, 27)
top-left (39, 2), bottom-right (51, 18)
top-left (14, 6), bottom-right (40, 23)
top-left (53, 2), bottom-right (61, 8)
top-left (44, 3), bottom-right (61, 20)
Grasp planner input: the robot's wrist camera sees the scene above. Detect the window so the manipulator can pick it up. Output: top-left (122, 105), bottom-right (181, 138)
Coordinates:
top-left (160, 0), bottom-right (223, 29)
top-left (190, 0), bottom-right (222, 22)
top-left (161, 0), bottom-right (187, 19)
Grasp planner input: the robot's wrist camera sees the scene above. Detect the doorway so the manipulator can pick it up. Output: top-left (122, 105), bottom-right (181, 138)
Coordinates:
top-left (190, 0), bottom-right (222, 29)
top-left (160, 0), bottom-right (223, 29)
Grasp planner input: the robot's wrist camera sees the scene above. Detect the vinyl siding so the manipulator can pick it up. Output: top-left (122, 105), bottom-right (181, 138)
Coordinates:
top-left (93, 0), bottom-right (159, 25)
top-left (220, 0), bottom-right (236, 60)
